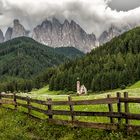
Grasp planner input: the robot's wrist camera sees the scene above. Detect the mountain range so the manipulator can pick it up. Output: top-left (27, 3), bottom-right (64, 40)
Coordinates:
top-left (0, 18), bottom-right (137, 53)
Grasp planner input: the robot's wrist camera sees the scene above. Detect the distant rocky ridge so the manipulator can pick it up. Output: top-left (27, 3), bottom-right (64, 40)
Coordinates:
top-left (0, 29), bottom-right (4, 43)
top-left (0, 18), bottom-right (136, 53)
top-left (99, 25), bottom-right (132, 45)
top-left (32, 18), bottom-right (97, 53)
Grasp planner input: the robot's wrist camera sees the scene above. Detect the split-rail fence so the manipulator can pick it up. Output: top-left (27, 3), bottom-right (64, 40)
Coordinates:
top-left (0, 92), bottom-right (140, 132)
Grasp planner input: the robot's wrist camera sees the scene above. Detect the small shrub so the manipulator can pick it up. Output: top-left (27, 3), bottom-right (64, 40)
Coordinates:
top-left (64, 88), bottom-right (68, 93)
top-left (120, 85), bottom-right (126, 90)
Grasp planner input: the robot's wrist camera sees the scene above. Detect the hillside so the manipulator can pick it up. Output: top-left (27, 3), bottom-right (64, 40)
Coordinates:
top-left (42, 27), bottom-right (140, 92)
top-left (0, 37), bottom-right (84, 80)
top-left (55, 47), bottom-right (84, 59)
top-left (0, 37), bottom-right (84, 92)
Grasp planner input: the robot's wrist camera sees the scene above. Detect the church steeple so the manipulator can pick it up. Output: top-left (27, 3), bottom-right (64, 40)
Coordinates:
top-left (77, 77), bottom-right (80, 94)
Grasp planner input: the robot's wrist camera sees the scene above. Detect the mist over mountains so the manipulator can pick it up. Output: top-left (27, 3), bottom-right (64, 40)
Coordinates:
top-left (0, 18), bottom-right (137, 53)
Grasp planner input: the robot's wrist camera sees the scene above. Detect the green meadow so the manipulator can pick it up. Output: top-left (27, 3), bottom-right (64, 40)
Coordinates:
top-left (3, 81), bottom-right (140, 124)
top-left (1, 81), bottom-right (140, 139)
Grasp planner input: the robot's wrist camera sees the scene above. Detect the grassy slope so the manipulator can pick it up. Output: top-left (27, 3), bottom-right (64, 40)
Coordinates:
top-left (16, 85), bottom-right (140, 125)
top-left (128, 81), bottom-right (140, 89)
top-left (31, 85), bottom-right (62, 95)
top-left (2, 85), bottom-right (140, 139)
top-left (28, 83), bottom-right (140, 100)
top-left (0, 108), bottom-right (139, 140)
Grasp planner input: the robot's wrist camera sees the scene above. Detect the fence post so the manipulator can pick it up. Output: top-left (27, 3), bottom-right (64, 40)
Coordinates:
top-left (0, 93), bottom-right (2, 106)
top-left (117, 92), bottom-right (122, 125)
top-left (107, 94), bottom-right (114, 123)
top-left (27, 96), bottom-right (31, 116)
top-left (47, 98), bottom-right (53, 119)
top-left (124, 92), bottom-right (129, 125)
top-left (68, 96), bottom-right (75, 122)
top-left (13, 93), bottom-right (17, 110)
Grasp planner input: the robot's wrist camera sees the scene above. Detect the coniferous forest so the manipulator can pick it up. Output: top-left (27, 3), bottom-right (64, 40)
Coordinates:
top-left (0, 37), bottom-right (84, 92)
top-left (45, 27), bottom-right (140, 92)
top-left (1, 27), bottom-right (140, 93)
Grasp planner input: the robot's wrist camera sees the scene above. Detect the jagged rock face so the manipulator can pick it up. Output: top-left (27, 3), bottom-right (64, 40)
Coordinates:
top-left (5, 27), bottom-right (13, 41)
top-left (0, 29), bottom-right (4, 43)
top-left (2, 18), bottom-right (134, 53)
top-left (32, 18), bottom-right (96, 53)
top-left (5, 20), bottom-right (29, 41)
top-left (11, 19), bottom-right (28, 39)
top-left (99, 25), bottom-right (131, 45)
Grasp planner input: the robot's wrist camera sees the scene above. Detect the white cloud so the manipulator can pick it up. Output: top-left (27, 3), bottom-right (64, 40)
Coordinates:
top-left (0, 0), bottom-right (140, 37)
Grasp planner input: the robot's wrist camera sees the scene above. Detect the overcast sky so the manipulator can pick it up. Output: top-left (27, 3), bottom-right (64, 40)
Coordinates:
top-left (0, 0), bottom-right (140, 37)
top-left (109, 0), bottom-right (140, 11)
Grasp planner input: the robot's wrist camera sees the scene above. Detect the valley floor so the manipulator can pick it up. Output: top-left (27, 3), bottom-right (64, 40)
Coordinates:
top-left (0, 108), bottom-right (140, 140)
top-left (19, 83), bottom-right (140, 101)
top-left (16, 86), bottom-right (140, 125)
top-left (1, 82), bottom-right (140, 139)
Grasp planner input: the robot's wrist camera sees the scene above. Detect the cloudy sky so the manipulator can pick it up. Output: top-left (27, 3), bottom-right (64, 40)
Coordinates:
top-left (0, 0), bottom-right (140, 37)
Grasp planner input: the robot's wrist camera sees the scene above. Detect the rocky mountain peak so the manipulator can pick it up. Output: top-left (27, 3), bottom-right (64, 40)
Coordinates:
top-left (99, 25), bottom-right (131, 45)
top-left (12, 19), bottom-right (27, 39)
top-left (63, 19), bottom-right (70, 27)
top-left (70, 20), bottom-right (77, 25)
top-left (5, 27), bottom-right (13, 41)
top-left (64, 19), bottom-right (69, 24)
top-left (0, 29), bottom-right (4, 43)
top-left (52, 17), bottom-right (61, 26)
top-left (13, 19), bottom-right (20, 26)
top-left (32, 18), bottom-right (97, 53)
top-left (41, 19), bottom-right (51, 26)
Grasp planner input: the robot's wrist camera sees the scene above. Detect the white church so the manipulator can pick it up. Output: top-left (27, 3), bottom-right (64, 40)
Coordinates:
top-left (77, 78), bottom-right (87, 95)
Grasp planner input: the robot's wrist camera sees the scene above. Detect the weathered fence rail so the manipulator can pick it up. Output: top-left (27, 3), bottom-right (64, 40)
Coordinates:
top-left (0, 92), bottom-right (140, 131)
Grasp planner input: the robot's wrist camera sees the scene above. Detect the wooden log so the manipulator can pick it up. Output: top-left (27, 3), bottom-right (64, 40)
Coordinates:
top-left (0, 93), bottom-right (2, 106)
top-left (27, 96), bottom-right (31, 115)
top-left (30, 98), bottom-right (46, 105)
top-left (68, 96), bottom-right (75, 121)
top-left (107, 94), bottom-right (114, 123)
top-left (51, 98), bottom-right (119, 106)
top-left (124, 92), bottom-right (130, 125)
top-left (14, 96), bottom-right (119, 106)
top-left (30, 105), bottom-right (46, 114)
top-left (46, 110), bottom-right (121, 118)
top-left (48, 119), bottom-right (118, 130)
top-left (121, 113), bottom-right (140, 120)
top-left (117, 92), bottom-right (122, 125)
top-left (48, 119), bottom-right (140, 131)
top-left (47, 98), bottom-right (53, 119)
top-left (17, 102), bottom-right (28, 108)
top-left (16, 96), bottom-right (28, 101)
top-left (1, 94), bottom-right (13, 99)
top-left (13, 103), bottom-right (140, 120)
top-left (13, 93), bottom-right (17, 110)
top-left (0, 99), bottom-right (15, 105)
top-left (120, 98), bottom-right (140, 103)
top-left (28, 98), bottom-right (119, 106)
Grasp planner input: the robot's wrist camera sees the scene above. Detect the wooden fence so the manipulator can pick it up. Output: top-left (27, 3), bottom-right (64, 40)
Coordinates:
top-left (0, 92), bottom-right (140, 131)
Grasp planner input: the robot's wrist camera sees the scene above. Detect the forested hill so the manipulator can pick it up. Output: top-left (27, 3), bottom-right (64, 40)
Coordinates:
top-left (46, 27), bottom-right (140, 92)
top-left (55, 47), bottom-right (84, 59)
top-left (0, 37), bottom-right (84, 80)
